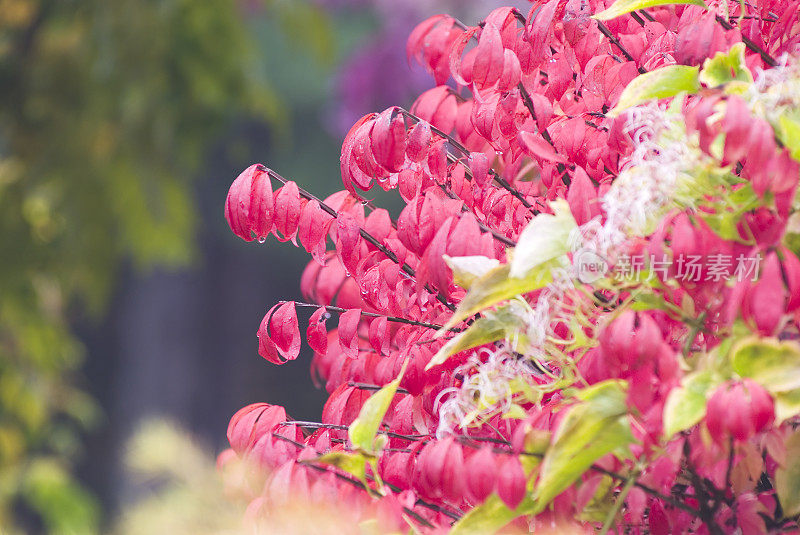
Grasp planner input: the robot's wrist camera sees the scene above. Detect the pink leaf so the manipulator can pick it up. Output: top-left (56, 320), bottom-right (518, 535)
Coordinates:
top-left (368, 316), bottom-right (390, 356)
top-left (272, 182), bottom-right (304, 244)
top-left (518, 130), bottom-right (568, 164)
top-left (307, 307), bottom-right (329, 355)
top-left (258, 302), bottom-right (301, 364)
top-left (298, 200), bottom-right (333, 265)
top-left (338, 308), bottom-right (361, 359)
top-left (224, 164), bottom-right (274, 242)
top-left (472, 23), bottom-right (505, 88)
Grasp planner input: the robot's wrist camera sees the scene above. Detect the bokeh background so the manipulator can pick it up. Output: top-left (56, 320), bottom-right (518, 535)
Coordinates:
top-left (0, 1), bottom-right (520, 533)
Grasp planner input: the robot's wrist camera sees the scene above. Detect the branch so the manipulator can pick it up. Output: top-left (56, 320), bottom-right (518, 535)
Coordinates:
top-left (290, 301), bottom-right (449, 331)
top-left (400, 109), bottom-right (539, 212)
top-left (596, 20), bottom-right (648, 74)
top-left (263, 166), bottom-right (458, 312)
top-left (714, 15), bottom-right (778, 67)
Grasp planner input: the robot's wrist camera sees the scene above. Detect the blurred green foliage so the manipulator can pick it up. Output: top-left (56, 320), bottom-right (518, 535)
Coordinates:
top-left (112, 419), bottom-right (245, 535)
top-left (0, 0), bottom-right (334, 532)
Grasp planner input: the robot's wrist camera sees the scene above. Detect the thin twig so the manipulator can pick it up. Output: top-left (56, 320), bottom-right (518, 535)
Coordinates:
top-left (281, 421), bottom-right (429, 442)
top-left (348, 381), bottom-right (410, 394)
top-left (400, 109), bottom-right (538, 212)
top-left (596, 20), bottom-right (648, 74)
top-left (291, 301), bottom-right (448, 331)
top-left (714, 15), bottom-right (778, 66)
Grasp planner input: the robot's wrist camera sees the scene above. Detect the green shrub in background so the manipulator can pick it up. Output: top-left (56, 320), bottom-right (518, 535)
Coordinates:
top-left (0, 0), bottom-right (335, 532)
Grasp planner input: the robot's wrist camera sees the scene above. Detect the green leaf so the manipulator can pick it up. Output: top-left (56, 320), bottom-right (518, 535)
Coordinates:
top-left (731, 337), bottom-right (800, 421)
top-left (776, 430), bottom-right (800, 517)
top-left (502, 403), bottom-right (530, 420)
top-left (731, 337), bottom-right (800, 393)
top-left (630, 292), bottom-right (673, 313)
top-left (775, 389), bottom-right (800, 424)
top-left (777, 114), bottom-right (800, 162)
top-left (593, 0), bottom-right (706, 20)
top-left (349, 372), bottom-right (404, 454)
top-left (577, 474), bottom-right (616, 523)
top-left (701, 181), bottom-right (761, 242)
top-left (444, 255), bottom-right (501, 290)
top-left (533, 381), bottom-right (633, 512)
top-left (438, 262), bottom-right (554, 332)
top-left (510, 199), bottom-right (577, 279)
top-left (699, 43), bottom-right (753, 87)
top-left (608, 65), bottom-right (700, 117)
top-left (427, 302), bottom-right (528, 370)
top-left (450, 494), bottom-right (535, 534)
top-left (701, 212), bottom-right (745, 241)
top-left (308, 451), bottom-right (368, 485)
top-left (662, 370), bottom-right (719, 438)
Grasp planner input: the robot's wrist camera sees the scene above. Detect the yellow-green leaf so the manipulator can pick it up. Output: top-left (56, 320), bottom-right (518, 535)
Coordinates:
top-left (731, 337), bottom-right (800, 393)
top-left (593, 0), bottom-right (706, 21)
top-left (308, 451), bottom-right (368, 485)
top-left (776, 430), bottom-right (800, 517)
top-left (777, 114), bottom-right (800, 162)
top-left (775, 389), bottom-right (800, 424)
top-left (427, 302), bottom-right (528, 370)
top-left (438, 262), bottom-right (554, 333)
top-left (662, 370), bottom-right (719, 438)
top-left (349, 371), bottom-right (405, 454)
top-left (510, 199), bottom-right (577, 279)
top-left (444, 255), bottom-right (501, 290)
top-left (731, 337), bottom-right (800, 422)
top-left (609, 65), bottom-right (700, 118)
top-left (450, 494), bottom-right (535, 534)
top-left (533, 381), bottom-right (633, 512)
top-left (699, 43), bottom-right (753, 87)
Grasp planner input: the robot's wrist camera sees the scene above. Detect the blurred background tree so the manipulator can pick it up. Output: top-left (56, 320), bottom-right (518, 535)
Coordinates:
top-left (0, 0), bottom-right (523, 533)
top-left (0, 0), bottom-right (290, 532)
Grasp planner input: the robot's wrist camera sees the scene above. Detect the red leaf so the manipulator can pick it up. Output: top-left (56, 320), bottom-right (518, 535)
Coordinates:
top-left (272, 182), bottom-right (304, 244)
top-left (371, 108), bottom-right (407, 173)
top-left (338, 308), bottom-right (361, 359)
top-left (408, 15), bottom-right (461, 84)
top-left (340, 114), bottom-right (378, 193)
top-left (567, 166), bottom-right (599, 226)
top-left (446, 213), bottom-right (483, 258)
top-left (472, 23), bottom-right (505, 88)
top-left (227, 403), bottom-right (287, 455)
top-left (498, 48), bottom-right (522, 91)
top-left (448, 26), bottom-right (480, 86)
top-left (406, 121), bottom-right (432, 163)
top-left (468, 152), bottom-right (491, 186)
top-left (224, 164), bottom-right (274, 242)
top-left (298, 200), bottom-right (333, 265)
top-left (307, 307), bottom-right (329, 355)
top-left (526, 0), bottom-right (558, 67)
top-left (497, 91), bottom-right (521, 139)
top-left (485, 6), bottom-right (521, 48)
top-left (497, 455), bottom-right (526, 508)
top-left (398, 168), bottom-right (421, 202)
top-left (426, 138), bottom-right (449, 182)
top-left (471, 93), bottom-right (501, 142)
top-left (518, 130), bottom-right (568, 164)
top-left (411, 86), bottom-right (458, 134)
top-left (407, 15), bottom-right (447, 63)
top-left (364, 208), bottom-right (392, 244)
top-left (526, 92), bottom-right (553, 133)
top-left (368, 316), bottom-right (390, 356)
top-left (321, 384), bottom-right (371, 429)
top-left (465, 447), bottom-right (499, 502)
top-left (336, 212), bottom-right (363, 275)
top-left (258, 302), bottom-right (301, 364)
